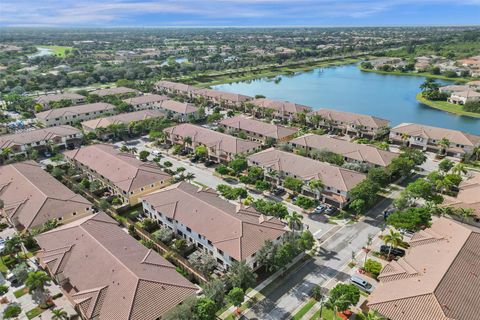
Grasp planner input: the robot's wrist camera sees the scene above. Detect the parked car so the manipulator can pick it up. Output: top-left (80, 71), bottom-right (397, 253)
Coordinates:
top-left (204, 160), bottom-right (215, 167)
top-left (272, 187), bottom-right (285, 196)
top-left (151, 150), bottom-right (161, 157)
top-left (313, 205), bottom-right (327, 214)
top-left (350, 275), bottom-right (374, 293)
top-left (179, 149), bottom-right (189, 156)
top-left (383, 207), bottom-right (395, 220)
top-left (325, 206), bottom-right (337, 216)
top-left (44, 151), bottom-right (52, 157)
top-left (380, 245), bottom-right (406, 257)
top-left (190, 155), bottom-right (199, 163)
top-left (399, 229), bottom-right (415, 238)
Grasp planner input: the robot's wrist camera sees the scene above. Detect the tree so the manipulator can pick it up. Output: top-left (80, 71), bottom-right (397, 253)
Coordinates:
top-left (25, 271), bottom-right (51, 303)
top-left (405, 179), bottom-right (442, 203)
top-left (203, 278), bottom-right (226, 306)
top-left (215, 165), bottom-right (231, 176)
top-left (348, 180), bottom-right (380, 208)
top-left (387, 207), bottom-right (431, 231)
top-left (195, 145), bottom-right (208, 158)
top-left (294, 196), bottom-right (315, 210)
top-left (4, 235), bottom-right (22, 258)
top-left (452, 163), bottom-right (468, 176)
top-left (438, 159), bottom-right (454, 172)
top-left (357, 310), bottom-right (387, 320)
top-left (349, 199), bottom-right (366, 218)
top-left (226, 261), bottom-right (257, 291)
top-left (311, 285), bottom-right (324, 301)
top-left (364, 259), bottom-right (382, 276)
top-left (308, 179), bottom-right (324, 197)
top-left (138, 150), bottom-right (150, 161)
top-left (51, 167), bottom-right (65, 178)
top-left (326, 283), bottom-right (360, 317)
top-left (286, 211), bottom-right (303, 230)
top-left (367, 167), bottom-right (390, 188)
top-left (228, 158), bottom-right (248, 175)
top-left (455, 207), bottom-right (474, 223)
top-left (194, 298), bottom-right (217, 320)
top-left (51, 308), bottom-right (69, 320)
top-left (42, 219), bottom-right (60, 232)
top-left (163, 296), bottom-right (197, 320)
top-left (438, 137), bottom-right (450, 154)
top-left (152, 227), bottom-right (174, 244)
top-left (382, 229), bottom-right (402, 257)
top-left (11, 264), bottom-right (29, 283)
top-left (227, 287), bottom-right (245, 308)
top-left (284, 176), bottom-right (303, 194)
top-left (3, 303), bottom-right (22, 319)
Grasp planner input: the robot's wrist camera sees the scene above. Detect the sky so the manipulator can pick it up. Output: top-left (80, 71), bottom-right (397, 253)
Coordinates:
top-left (1, 0), bottom-right (480, 27)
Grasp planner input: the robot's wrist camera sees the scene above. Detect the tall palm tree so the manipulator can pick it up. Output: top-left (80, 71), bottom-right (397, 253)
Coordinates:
top-left (452, 163), bottom-right (467, 176)
top-left (286, 211), bottom-right (303, 231)
top-left (325, 293), bottom-right (350, 320)
top-left (401, 133), bottom-right (409, 146)
top-left (25, 271), bottom-right (51, 304)
top-left (51, 308), bottom-right (69, 320)
top-left (308, 179), bottom-right (324, 199)
top-left (438, 138), bottom-right (450, 155)
top-left (383, 229), bottom-right (402, 258)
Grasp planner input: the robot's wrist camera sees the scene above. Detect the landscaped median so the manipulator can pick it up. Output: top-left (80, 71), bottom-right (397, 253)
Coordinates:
top-left (416, 93), bottom-right (480, 118)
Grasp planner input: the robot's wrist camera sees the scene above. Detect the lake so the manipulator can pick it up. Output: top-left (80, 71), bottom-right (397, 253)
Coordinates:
top-left (28, 47), bottom-right (54, 58)
top-left (213, 64), bottom-right (480, 135)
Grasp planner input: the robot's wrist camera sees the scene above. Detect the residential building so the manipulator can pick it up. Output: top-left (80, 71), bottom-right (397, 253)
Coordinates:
top-left (467, 80), bottom-right (480, 89)
top-left (35, 212), bottom-right (197, 320)
top-left (0, 125), bottom-right (83, 158)
top-left (390, 123), bottom-right (480, 157)
top-left (368, 217), bottom-right (480, 320)
top-left (219, 115), bottom-right (298, 144)
top-left (36, 102), bottom-right (116, 127)
top-left (155, 100), bottom-right (199, 121)
top-left (439, 84), bottom-right (471, 94)
top-left (249, 98), bottom-right (312, 121)
top-left (123, 94), bottom-right (169, 111)
top-left (448, 89), bottom-right (480, 105)
top-left (64, 144), bottom-right (171, 205)
top-left (0, 161), bottom-right (92, 231)
top-left (81, 110), bottom-right (164, 135)
top-left (141, 182), bottom-right (287, 269)
top-left (89, 86), bottom-right (138, 97)
top-left (443, 172), bottom-right (480, 227)
top-left (289, 134), bottom-right (398, 167)
top-left (155, 80), bottom-right (199, 97)
top-left (164, 123), bottom-right (261, 163)
top-left (247, 148), bottom-right (366, 208)
top-left (35, 92), bottom-right (86, 110)
top-left (193, 88), bottom-right (251, 109)
top-left (307, 108), bottom-right (390, 139)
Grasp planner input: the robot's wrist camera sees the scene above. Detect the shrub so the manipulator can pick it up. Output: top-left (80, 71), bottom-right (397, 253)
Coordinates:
top-left (141, 218), bottom-right (158, 233)
top-left (3, 303), bottom-right (22, 319)
top-left (364, 259), bottom-right (383, 276)
top-left (294, 196), bottom-right (315, 209)
top-left (0, 285), bottom-right (8, 295)
top-left (152, 227), bottom-right (174, 244)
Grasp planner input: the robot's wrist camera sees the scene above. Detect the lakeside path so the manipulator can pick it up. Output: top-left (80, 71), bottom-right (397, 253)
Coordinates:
top-left (415, 93), bottom-right (480, 119)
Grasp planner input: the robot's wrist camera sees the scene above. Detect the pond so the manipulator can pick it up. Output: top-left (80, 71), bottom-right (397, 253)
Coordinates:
top-left (213, 64), bottom-right (480, 134)
top-left (28, 47), bottom-right (54, 58)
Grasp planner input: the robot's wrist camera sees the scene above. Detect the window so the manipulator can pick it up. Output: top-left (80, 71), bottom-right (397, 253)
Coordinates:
top-left (186, 227), bottom-right (191, 232)
top-left (218, 249), bottom-right (224, 255)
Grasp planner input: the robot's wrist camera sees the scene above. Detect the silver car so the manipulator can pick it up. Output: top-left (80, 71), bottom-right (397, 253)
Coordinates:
top-left (350, 275), bottom-right (374, 293)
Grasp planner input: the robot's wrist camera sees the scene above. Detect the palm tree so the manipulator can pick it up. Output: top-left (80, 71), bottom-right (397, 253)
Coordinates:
top-left (308, 179), bottom-right (324, 199)
top-left (309, 114), bottom-right (322, 128)
top-left (185, 172), bottom-right (195, 182)
top-left (357, 310), bottom-right (386, 320)
top-left (456, 207), bottom-right (474, 223)
top-left (4, 235), bottom-right (22, 259)
top-left (51, 308), bottom-right (69, 320)
top-left (452, 163), bottom-right (467, 176)
top-left (286, 211), bottom-right (303, 231)
top-left (383, 229), bottom-right (402, 258)
top-left (1, 146), bottom-right (12, 159)
top-left (401, 133), bottom-right (409, 146)
top-left (470, 146), bottom-right (480, 161)
top-left (182, 136), bottom-right (192, 150)
top-left (325, 293), bottom-right (350, 320)
top-left (25, 271), bottom-right (51, 305)
top-left (438, 137), bottom-right (450, 155)
top-left (363, 234), bottom-right (373, 266)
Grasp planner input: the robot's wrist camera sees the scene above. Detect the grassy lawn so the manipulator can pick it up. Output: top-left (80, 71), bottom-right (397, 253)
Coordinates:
top-left (38, 45), bottom-right (74, 57)
top-left (416, 93), bottom-right (480, 118)
top-left (292, 298), bottom-right (317, 320)
top-left (0, 258), bottom-right (8, 273)
top-left (14, 287), bottom-right (28, 298)
top-left (26, 306), bottom-right (45, 319)
top-left (359, 66), bottom-right (473, 82)
top-left (310, 307), bottom-right (336, 320)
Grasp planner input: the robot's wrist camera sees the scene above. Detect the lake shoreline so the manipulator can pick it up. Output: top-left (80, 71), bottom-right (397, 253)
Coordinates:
top-left (415, 93), bottom-right (480, 119)
top-left (358, 66), bottom-right (474, 83)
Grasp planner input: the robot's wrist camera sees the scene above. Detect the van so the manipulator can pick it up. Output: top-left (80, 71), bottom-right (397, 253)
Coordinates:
top-left (350, 275), bottom-right (374, 293)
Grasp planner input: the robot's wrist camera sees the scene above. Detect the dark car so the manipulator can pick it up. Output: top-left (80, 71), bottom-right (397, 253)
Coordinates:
top-left (272, 187), bottom-right (285, 196)
top-left (190, 156), bottom-right (199, 163)
top-left (380, 245), bottom-right (406, 257)
top-left (179, 149), bottom-right (189, 156)
top-left (325, 206), bottom-right (337, 216)
top-left (383, 208), bottom-right (395, 220)
top-left (204, 160), bottom-right (215, 167)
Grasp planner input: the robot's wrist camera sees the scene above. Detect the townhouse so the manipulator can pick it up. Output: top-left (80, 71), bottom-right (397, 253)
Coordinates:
top-left (219, 115), bottom-right (299, 144)
top-left (155, 80), bottom-right (199, 98)
top-left (0, 125), bottom-right (83, 158)
top-left (123, 94), bottom-right (169, 111)
top-left (389, 123), bottom-right (480, 157)
top-left (35, 102), bottom-right (116, 127)
top-left (89, 86), bottom-right (138, 97)
top-left (448, 89), bottom-right (480, 105)
top-left (164, 123), bottom-right (262, 163)
top-left (247, 148), bottom-right (366, 208)
top-left (155, 99), bottom-right (200, 121)
top-left (193, 88), bottom-right (252, 109)
top-left (141, 182), bottom-right (287, 269)
top-left (443, 172), bottom-right (480, 227)
top-left (289, 134), bottom-right (398, 167)
top-left (35, 212), bottom-right (197, 320)
top-left (63, 144), bottom-right (172, 205)
top-left (307, 108), bottom-right (390, 139)
top-left (0, 161), bottom-right (92, 231)
top-left (438, 84), bottom-right (471, 94)
top-left (368, 218), bottom-right (480, 320)
top-left (35, 92), bottom-right (86, 110)
top-left (81, 110), bottom-right (164, 136)
top-left (249, 98), bottom-right (312, 121)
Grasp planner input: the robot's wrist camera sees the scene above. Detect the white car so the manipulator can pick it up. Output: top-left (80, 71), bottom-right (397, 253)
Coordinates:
top-left (151, 150), bottom-right (161, 157)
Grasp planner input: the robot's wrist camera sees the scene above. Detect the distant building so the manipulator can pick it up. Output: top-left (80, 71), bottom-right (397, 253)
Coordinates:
top-left (390, 123), bottom-right (480, 158)
top-left (35, 92), bottom-right (86, 110)
top-left (0, 125), bottom-right (82, 158)
top-left (164, 123), bottom-right (261, 163)
top-left (64, 144), bottom-right (172, 205)
top-left (439, 84), bottom-right (471, 94)
top-left (141, 182), bottom-right (287, 269)
top-left (0, 161), bottom-right (92, 230)
top-left (368, 218), bottom-right (480, 320)
top-left (123, 94), bottom-right (169, 111)
top-left (36, 102), bottom-right (116, 127)
top-left (154, 80), bottom-right (199, 97)
top-left (247, 148), bottom-right (366, 208)
top-left (192, 88), bottom-right (252, 109)
top-left (289, 134), bottom-right (398, 167)
top-left (219, 115), bottom-right (298, 144)
top-left (90, 86), bottom-right (138, 97)
top-left (249, 98), bottom-right (312, 121)
top-left (155, 100), bottom-right (200, 122)
top-left (307, 108), bottom-right (390, 139)
top-left (35, 212), bottom-right (197, 320)
top-left (448, 90), bottom-right (480, 105)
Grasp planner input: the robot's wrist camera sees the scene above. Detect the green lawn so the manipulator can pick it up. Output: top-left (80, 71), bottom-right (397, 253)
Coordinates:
top-left (14, 287), bottom-right (28, 298)
top-left (26, 307), bottom-right (45, 320)
top-left (310, 307), bottom-right (336, 320)
top-left (0, 258), bottom-right (8, 273)
top-left (292, 298), bottom-right (317, 320)
top-left (37, 45), bottom-right (74, 57)
top-left (416, 93), bottom-right (480, 118)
